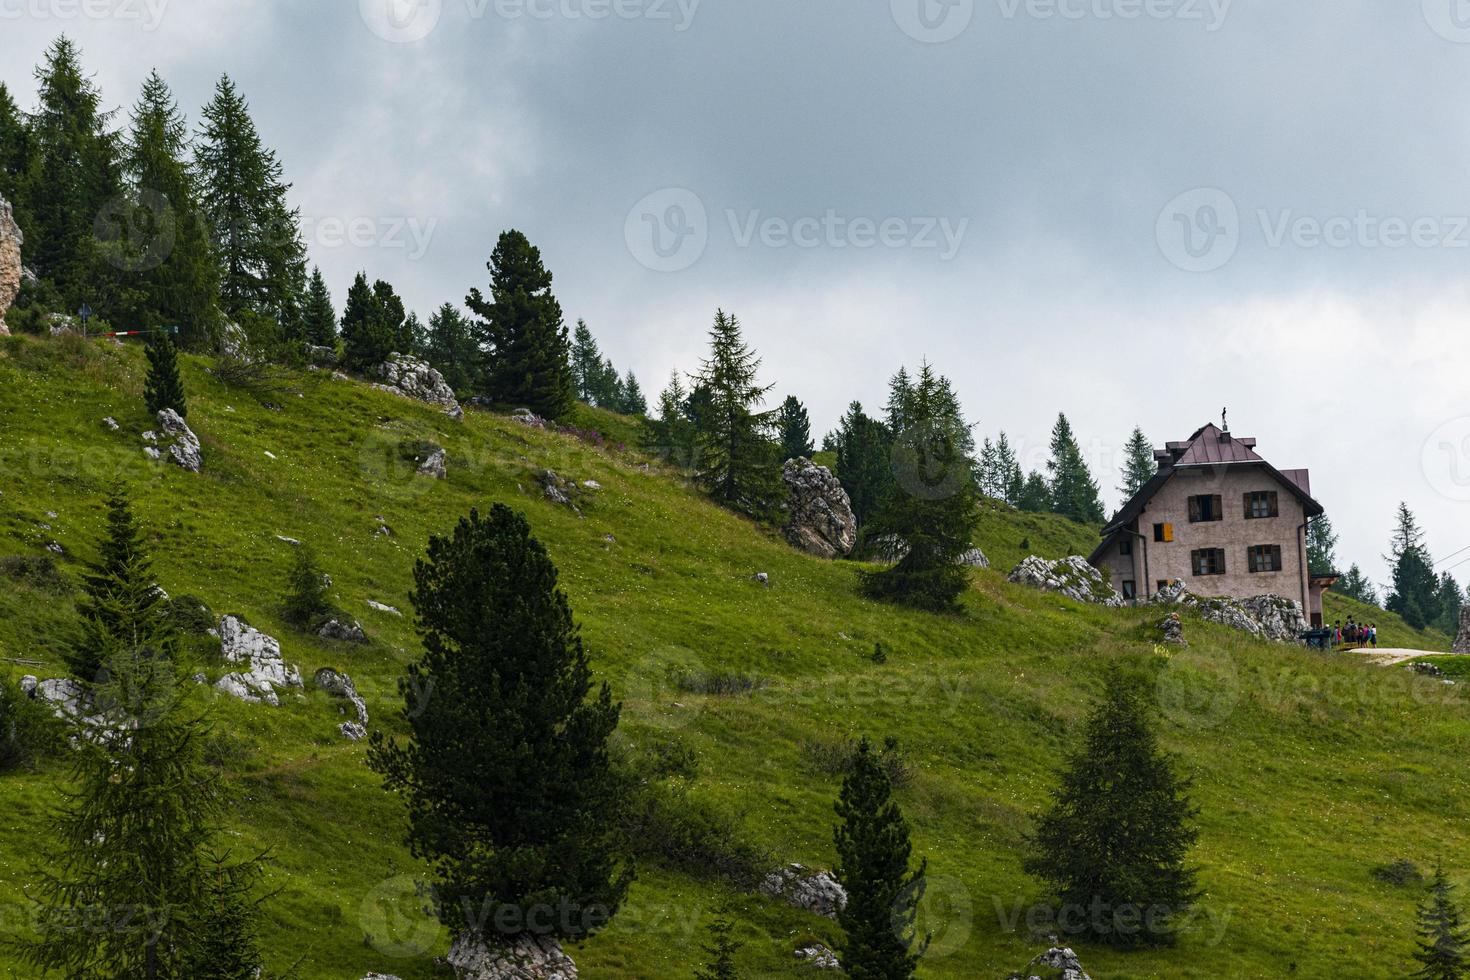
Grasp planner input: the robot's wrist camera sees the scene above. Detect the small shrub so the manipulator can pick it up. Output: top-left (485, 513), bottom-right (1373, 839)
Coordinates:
top-left (871, 642), bottom-right (887, 664)
top-left (282, 546), bottom-right (332, 628)
top-left (0, 680), bottom-right (65, 772)
top-left (1371, 858), bottom-right (1424, 887)
top-left (801, 735), bottom-right (913, 789)
top-left (167, 594), bottom-right (215, 635)
top-left (1020, 537), bottom-right (1031, 551)
top-left (676, 671), bottom-right (766, 696)
top-left (635, 734), bottom-right (701, 782)
top-left (624, 780), bottom-right (772, 888)
top-left (213, 355), bottom-right (296, 402)
top-left (0, 555), bottom-right (72, 594)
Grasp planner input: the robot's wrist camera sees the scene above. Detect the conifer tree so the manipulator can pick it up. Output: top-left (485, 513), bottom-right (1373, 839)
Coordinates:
top-left (1414, 864), bottom-right (1469, 980)
top-left (594, 356), bottom-right (624, 408)
top-left (464, 229), bottom-right (575, 418)
top-left (1307, 515), bottom-right (1340, 573)
top-left (282, 544), bottom-right (331, 628)
top-left (1024, 668), bottom-right (1199, 948)
top-left (182, 856), bottom-right (267, 980)
top-left (300, 266), bottom-right (337, 348)
top-left (1017, 471), bottom-right (1051, 514)
top-left (693, 310), bottom-right (781, 517)
top-left (994, 432), bottom-right (1023, 506)
top-left (643, 371), bottom-right (698, 469)
top-left (0, 82), bottom-right (34, 238)
top-left (143, 329), bottom-right (187, 417)
top-left (1119, 426), bottom-right (1155, 499)
top-left (1333, 563), bottom-right (1380, 606)
top-left (1435, 573), bottom-right (1465, 638)
top-left (1046, 413), bottom-right (1106, 525)
top-left (885, 366), bottom-right (914, 434)
top-left (860, 363), bottom-right (979, 610)
top-left (1386, 503), bottom-right (1440, 631)
top-left (68, 487), bottom-right (172, 681)
top-left (831, 401), bottom-right (894, 528)
top-left (339, 272), bottom-right (407, 370)
top-left (571, 319), bottom-right (603, 402)
top-left (368, 505), bottom-right (632, 942)
top-left (620, 370), bottom-right (647, 415)
top-left (694, 909), bottom-right (744, 980)
top-left (833, 737), bottom-right (928, 979)
top-left (121, 70), bottom-right (220, 348)
top-left (425, 302), bottom-right (477, 393)
top-left (776, 395), bottom-right (815, 461)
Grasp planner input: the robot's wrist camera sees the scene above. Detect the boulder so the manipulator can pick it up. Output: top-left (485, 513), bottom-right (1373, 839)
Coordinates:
top-left (1008, 556), bottom-right (1123, 606)
top-left (1159, 612), bottom-right (1187, 646)
top-left (19, 675), bottom-right (37, 696)
top-left (760, 864), bottom-right (847, 919)
top-left (794, 944), bottom-right (840, 969)
top-left (47, 313), bottom-right (78, 336)
top-left (340, 721), bottom-right (368, 741)
top-left (367, 599), bottom-right (402, 616)
top-left (317, 618), bottom-right (368, 644)
top-left (314, 667), bottom-right (369, 726)
top-left (217, 615), bottom-right (302, 705)
top-left (446, 932), bottom-right (578, 980)
top-left (155, 408), bottom-right (202, 473)
top-left (957, 547), bottom-right (989, 568)
top-left (372, 353), bottom-right (461, 417)
top-left (102, 417), bottom-right (120, 431)
top-left (511, 407), bottom-right (548, 428)
top-left (780, 458), bottom-right (857, 559)
top-left (304, 344), bottom-right (338, 366)
top-left (536, 470), bottom-right (577, 509)
top-left (1455, 606), bottom-right (1470, 654)
top-left (1016, 946), bottom-right (1092, 980)
top-left (0, 195), bottom-right (20, 336)
top-left (1150, 582), bottom-right (1306, 643)
top-left (418, 447), bottom-right (447, 480)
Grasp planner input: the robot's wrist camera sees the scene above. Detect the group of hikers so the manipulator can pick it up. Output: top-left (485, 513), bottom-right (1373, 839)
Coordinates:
top-left (1332, 620), bottom-right (1378, 648)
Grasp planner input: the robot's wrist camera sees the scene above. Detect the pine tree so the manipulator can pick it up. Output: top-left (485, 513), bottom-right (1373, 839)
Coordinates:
top-left (833, 737), bottom-right (928, 979)
top-left (831, 402), bottom-right (894, 528)
top-left (776, 395), bottom-right (815, 461)
top-left (1307, 515), bottom-right (1340, 573)
top-left (1435, 573), bottom-right (1465, 638)
top-left (464, 229), bottom-right (575, 419)
top-left (860, 362), bottom-right (980, 611)
top-left (283, 544), bottom-right (331, 628)
top-left (1024, 668), bottom-right (1199, 948)
top-left (643, 371), bottom-right (698, 469)
top-left (339, 272), bottom-right (406, 370)
top-left (368, 505), bottom-right (632, 941)
top-left (1333, 563), bottom-right (1380, 606)
top-left (995, 433), bottom-right (1023, 506)
top-left (0, 83), bottom-right (31, 231)
top-left (1119, 426), bottom-right (1155, 499)
top-left (1017, 471), bottom-right (1051, 514)
top-left (571, 319), bottom-right (603, 402)
top-left (1047, 414), bottom-right (1106, 525)
top-left (182, 855), bottom-right (267, 980)
top-left (121, 70), bottom-right (220, 348)
top-left (1386, 503), bottom-right (1440, 631)
top-left (143, 329), bottom-right (187, 417)
top-left (425, 303), bottom-right (477, 393)
top-left (301, 266), bottom-right (337, 348)
top-left (1414, 864), bottom-right (1469, 980)
top-left (196, 74), bottom-right (306, 326)
top-left (68, 487), bottom-right (172, 681)
top-left (694, 310), bottom-right (781, 517)
top-left (620, 370), bottom-right (647, 415)
top-left (694, 909), bottom-right (744, 980)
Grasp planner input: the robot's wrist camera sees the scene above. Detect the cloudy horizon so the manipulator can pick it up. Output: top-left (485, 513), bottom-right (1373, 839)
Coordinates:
top-left (5, 0), bottom-right (1470, 590)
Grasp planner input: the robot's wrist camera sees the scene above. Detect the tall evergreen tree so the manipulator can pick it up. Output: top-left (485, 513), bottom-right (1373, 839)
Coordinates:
top-left (775, 395), bottom-right (815, 461)
top-left (1118, 426), bottom-right (1155, 500)
top-left (593, 356), bottom-right (624, 409)
top-left (995, 433), bottom-right (1023, 506)
top-left (143, 329), bottom-right (187, 417)
top-left (121, 70), bottom-right (220, 348)
top-left (619, 370), bottom-right (647, 415)
top-left (339, 272), bottom-right (408, 370)
top-left (694, 908), bottom-right (744, 980)
top-left (833, 737), bottom-right (928, 980)
top-left (1307, 515), bottom-right (1340, 573)
top-left (182, 856), bottom-right (267, 980)
top-left (368, 505), bottom-right (632, 942)
top-left (300, 266), bottom-right (337, 348)
top-left (1024, 668), bottom-right (1199, 948)
top-left (885, 366), bottom-right (914, 434)
top-left (1435, 573), bottom-right (1465, 638)
top-left (571, 319), bottom-right (603, 403)
top-left (1333, 563), bottom-right (1380, 606)
top-left (464, 229), bottom-right (574, 419)
top-left (0, 82), bottom-right (34, 238)
top-left (1414, 864), bottom-right (1470, 980)
top-left (693, 310), bottom-right (781, 517)
top-left (1386, 503), bottom-right (1440, 631)
top-left (643, 371), bottom-right (698, 469)
top-left (195, 74), bottom-right (306, 326)
top-left (425, 302), bottom-right (477, 393)
top-left (1047, 414), bottom-right (1106, 525)
top-left (1017, 470), bottom-right (1051, 514)
top-left (860, 362), bottom-right (980, 611)
top-left (831, 402), bottom-right (894, 528)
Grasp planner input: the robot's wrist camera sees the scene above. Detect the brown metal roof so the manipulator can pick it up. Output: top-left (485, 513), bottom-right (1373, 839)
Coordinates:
top-left (1170, 423), bottom-right (1264, 465)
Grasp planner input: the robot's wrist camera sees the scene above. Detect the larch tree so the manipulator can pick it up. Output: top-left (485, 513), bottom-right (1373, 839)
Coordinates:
top-left (693, 309), bottom-right (781, 517)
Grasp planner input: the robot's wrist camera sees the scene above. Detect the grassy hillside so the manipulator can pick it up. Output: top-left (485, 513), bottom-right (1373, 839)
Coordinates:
top-left (1, 333), bottom-right (1468, 978)
top-left (1322, 591), bottom-right (1452, 652)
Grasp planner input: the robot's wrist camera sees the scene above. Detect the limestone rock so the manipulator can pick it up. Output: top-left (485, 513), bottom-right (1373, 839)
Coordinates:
top-left (155, 408), bottom-right (202, 473)
top-left (220, 321), bottom-right (252, 361)
top-left (446, 931), bottom-right (578, 980)
top-left (794, 944), bottom-right (840, 969)
top-left (372, 353), bottom-right (461, 416)
top-left (217, 615), bottom-right (302, 705)
top-left (305, 344), bottom-right (338, 366)
top-left (1455, 606), bottom-right (1470, 654)
top-left (0, 195), bottom-right (20, 335)
top-left (315, 667), bottom-right (369, 726)
top-left (1017, 946), bottom-right (1092, 980)
top-left (511, 407), bottom-right (548, 429)
top-left (780, 458), bottom-right (857, 559)
top-left (340, 721), bottom-right (368, 741)
top-left (102, 417), bottom-right (120, 431)
top-left (957, 547), bottom-right (989, 568)
top-left (1159, 612), bottom-right (1187, 646)
top-left (760, 864), bottom-right (847, 918)
top-left (1008, 555), bottom-right (1123, 606)
top-left (317, 618), bottom-right (368, 644)
top-left (536, 470), bottom-right (578, 510)
top-left (361, 974), bottom-right (403, 980)
top-left (1150, 582), bottom-right (1306, 643)
top-left (19, 675), bottom-right (37, 696)
top-left (367, 599), bottom-right (402, 616)
top-left (418, 447), bottom-right (447, 479)
top-left (47, 313), bottom-right (78, 336)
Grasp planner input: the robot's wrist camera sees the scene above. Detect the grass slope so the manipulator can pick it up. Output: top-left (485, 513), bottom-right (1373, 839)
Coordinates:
top-left (0, 334), bottom-right (1466, 979)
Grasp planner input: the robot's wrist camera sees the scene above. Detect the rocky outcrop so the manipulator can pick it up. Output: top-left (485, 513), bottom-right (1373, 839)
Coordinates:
top-left (315, 667), bottom-right (369, 730)
top-left (305, 344), bottom-right (338, 366)
top-left (0, 194), bottom-right (21, 335)
top-left (1015, 946), bottom-right (1092, 980)
top-left (317, 618), bottom-right (368, 644)
top-left (957, 547), bottom-right (989, 568)
top-left (1008, 555), bottom-right (1123, 606)
top-left (510, 407), bottom-right (548, 429)
top-left (418, 447), bottom-right (447, 480)
top-left (154, 409), bottom-right (202, 473)
top-left (1455, 606), bottom-right (1470, 654)
top-left (216, 616), bottom-right (302, 706)
top-left (536, 470), bottom-right (579, 510)
top-left (446, 932), bottom-right (578, 979)
top-left (868, 535), bottom-right (989, 570)
top-left (760, 864), bottom-right (847, 918)
top-left (372, 354), bottom-right (461, 417)
top-left (367, 599), bottom-right (402, 616)
top-left (1150, 582), bottom-right (1306, 642)
top-left (781, 458), bottom-right (857, 559)
top-left (1159, 612), bottom-right (1187, 646)
top-left (794, 944), bottom-right (840, 969)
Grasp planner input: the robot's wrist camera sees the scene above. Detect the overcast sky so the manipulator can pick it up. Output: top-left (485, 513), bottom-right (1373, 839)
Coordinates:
top-left (5, 0), bottom-right (1470, 588)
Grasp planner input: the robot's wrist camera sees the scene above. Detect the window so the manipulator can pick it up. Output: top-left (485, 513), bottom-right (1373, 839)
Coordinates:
top-left (1188, 495), bottom-right (1224, 523)
top-left (1119, 538), bottom-right (1132, 556)
top-left (1249, 544), bottom-right (1283, 572)
top-left (1191, 548), bottom-right (1227, 576)
top-left (1153, 522), bottom-right (1173, 543)
top-left (1245, 491), bottom-right (1280, 519)
top-left (1121, 580), bottom-right (1137, 600)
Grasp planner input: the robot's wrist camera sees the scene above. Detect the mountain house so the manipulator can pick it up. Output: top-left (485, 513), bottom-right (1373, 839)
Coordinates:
top-left (1088, 423), bottom-right (1337, 626)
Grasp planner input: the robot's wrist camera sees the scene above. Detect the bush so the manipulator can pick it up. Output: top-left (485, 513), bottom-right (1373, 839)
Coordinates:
top-left (0, 555), bottom-right (72, 594)
top-left (623, 780), bottom-right (772, 888)
top-left (167, 594), bottom-right (216, 635)
top-left (676, 671), bottom-right (766, 696)
top-left (1371, 858), bottom-right (1424, 887)
top-left (0, 679), bottom-right (64, 773)
top-left (801, 735), bottom-right (913, 789)
top-left (633, 733), bottom-right (701, 782)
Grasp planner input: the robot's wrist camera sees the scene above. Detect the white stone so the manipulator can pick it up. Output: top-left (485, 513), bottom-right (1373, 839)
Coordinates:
top-left (216, 616), bottom-right (302, 705)
top-left (102, 417), bottom-right (120, 431)
top-left (418, 447), bottom-right (447, 479)
top-left (761, 864), bottom-right (847, 918)
top-left (447, 932), bottom-right (578, 980)
top-left (1008, 555), bottom-right (1123, 607)
top-left (367, 600), bottom-right (402, 616)
top-left (372, 353), bottom-right (461, 416)
top-left (780, 458), bottom-right (857, 560)
top-left (155, 408), bottom-right (202, 473)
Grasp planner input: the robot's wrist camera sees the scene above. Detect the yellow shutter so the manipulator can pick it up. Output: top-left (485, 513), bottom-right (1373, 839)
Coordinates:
top-left (1163, 522), bottom-right (1174, 542)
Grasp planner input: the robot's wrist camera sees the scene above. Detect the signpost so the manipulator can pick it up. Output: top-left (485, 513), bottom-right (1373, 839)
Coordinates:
top-left (77, 303), bottom-right (93, 338)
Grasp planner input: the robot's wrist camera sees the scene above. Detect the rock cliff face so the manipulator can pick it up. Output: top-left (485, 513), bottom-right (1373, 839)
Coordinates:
top-left (1455, 606), bottom-right (1470, 654)
top-left (780, 458), bottom-right (857, 559)
top-left (372, 354), bottom-right (461, 416)
top-left (1150, 581), bottom-right (1306, 642)
top-left (0, 194), bottom-right (22, 336)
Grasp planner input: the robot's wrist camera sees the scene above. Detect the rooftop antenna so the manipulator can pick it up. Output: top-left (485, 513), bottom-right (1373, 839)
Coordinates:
top-left (1221, 406), bottom-right (1229, 433)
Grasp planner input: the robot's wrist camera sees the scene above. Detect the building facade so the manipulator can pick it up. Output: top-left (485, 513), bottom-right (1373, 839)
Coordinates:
top-left (1088, 423), bottom-right (1335, 626)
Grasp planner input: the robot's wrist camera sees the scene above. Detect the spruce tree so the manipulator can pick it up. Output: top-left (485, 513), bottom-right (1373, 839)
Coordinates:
top-left (860, 363), bottom-right (979, 611)
top-left (0, 82), bottom-right (34, 240)
top-left (1118, 426), bottom-right (1155, 499)
top-left (121, 70), bottom-right (220, 348)
top-left (1024, 668), bottom-right (1199, 948)
top-left (464, 229), bottom-right (575, 419)
top-left (1435, 573), bottom-right (1465, 638)
top-left (143, 329), bottom-right (187, 417)
top-left (182, 855), bottom-right (267, 980)
top-left (339, 272), bottom-right (406, 370)
top-left (1414, 864), bottom-right (1469, 980)
top-left (776, 395), bottom-right (815, 461)
top-left (68, 487), bottom-right (172, 681)
top-left (694, 909), bottom-right (744, 980)
top-left (643, 371), bottom-right (698, 470)
top-left (301, 266), bottom-right (337, 348)
top-left (1333, 564), bottom-right (1380, 606)
top-left (831, 402), bottom-right (894, 528)
top-left (282, 544), bottom-right (331, 628)
top-left (1307, 515), bottom-right (1340, 573)
top-left (595, 356), bottom-right (624, 408)
top-left (620, 370), bottom-right (647, 415)
top-left (1047, 413), bottom-right (1106, 525)
top-left (425, 302), bottom-right (477, 393)
top-left (1386, 503), bottom-right (1440, 630)
top-left (885, 366), bottom-right (914, 434)
top-left (1017, 471), bottom-right (1051, 514)
top-left (368, 505), bottom-right (632, 942)
top-left (693, 310), bottom-right (781, 517)
top-left (571, 319), bottom-right (603, 402)
top-left (995, 433), bottom-right (1023, 506)
top-left (833, 737), bottom-right (928, 979)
